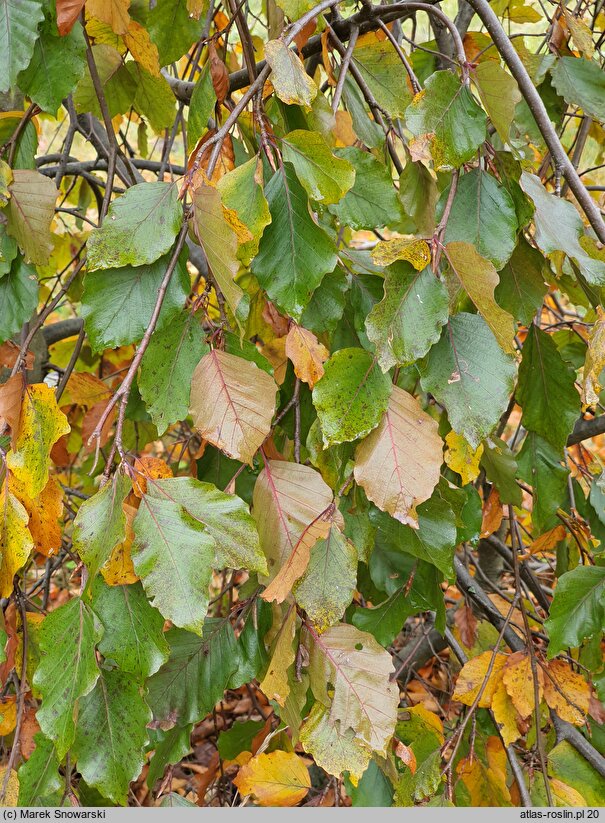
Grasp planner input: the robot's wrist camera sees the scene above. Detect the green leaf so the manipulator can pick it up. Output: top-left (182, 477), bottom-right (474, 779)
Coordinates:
top-left (419, 312), bottom-right (517, 449)
top-left (494, 236), bottom-right (548, 325)
top-left (126, 62), bottom-right (176, 133)
top-left (264, 39), bottom-right (317, 108)
top-left (329, 147), bottom-right (403, 230)
top-left (92, 579), bottom-right (169, 682)
top-left (342, 75), bottom-right (384, 149)
top-left (472, 60), bottom-right (521, 142)
top-left (405, 71), bottom-right (486, 170)
top-left (517, 324), bottom-right (579, 452)
top-left (551, 57), bottom-right (605, 123)
top-left (148, 0), bottom-right (205, 66)
top-left (282, 130), bottom-right (355, 205)
top-left (0, 255), bottom-right (38, 344)
top-left (351, 34), bottom-right (412, 118)
top-left (312, 347), bottom-right (391, 447)
top-left (82, 249), bottom-right (190, 352)
top-left (17, 734), bottom-right (62, 807)
top-left (217, 157), bottom-right (272, 267)
top-left (33, 597), bottom-right (102, 758)
top-left (131, 492), bottom-right (215, 635)
top-left (398, 159), bottom-right (438, 236)
top-left (143, 477), bottom-right (267, 575)
top-left (370, 495), bottom-right (457, 578)
top-left (366, 263), bottom-right (448, 372)
top-left (139, 309), bottom-right (208, 435)
top-left (548, 740), bottom-right (605, 806)
top-left (441, 169), bottom-right (518, 270)
top-left (72, 669), bottom-right (151, 805)
top-left (520, 172), bottom-right (605, 285)
top-left (17, 18), bottom-right (86, 113)
top-left (480, 437), bottom-right (522, 507)
top-left (147, 620), bottom-right (239, 727)
top-left (293, 525), bottom-right (357, 632)
top-left (87, 182), bottom-right (183, 271)
top-left (191, 180), bottom-right (249, 323)
top-left (345, 758), bottom-right (393, 807)
top-left (545, 565), bottom-right (605, 656)
top-left (300, 702), bottom-right (371, 782)
top-left (300, 268), bottom-right (348, 335)
top-left (6, 169), bottom-right (57, 265)
top-left (353, 562), bottom-right (445, 645)
top-left (230, 599), bottom-right (272, 687)
top-left (252, 163), bottom-right (337, 320)
top-left (0, 0), bottom-right (44, 93)
top-left (73, 45), bottom-right (135, 120)
top-left (187, 62), bottom-right (215, 146)
top-left (72, 472), bottom-right (131, 584)
top-left (517, 432), bottom-right (568, 534)
top-left (0, 224), bottom-right (18, 276)
top-left (218, 719), bottom-right (265, 760)
top-left (147, 725), bottom-right (192, 789)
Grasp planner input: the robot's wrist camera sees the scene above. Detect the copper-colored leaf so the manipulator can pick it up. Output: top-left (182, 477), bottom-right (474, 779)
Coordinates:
top-left (454, 603), bottom-right (478, 649)
top-left (208, 41), bottom-right (229, 106)
top-left (190, 349), bottom-right (277, 465)
top-left (0, 375), bottom-right (24, 446)
top-left (0, 342), bottom-right (33, 370)
top-left (480, 486), bottom-right (503, 537)
top-left (354, 385), bottom-right (442, 528)
top-left (56, 0), bottom-right (85, 35)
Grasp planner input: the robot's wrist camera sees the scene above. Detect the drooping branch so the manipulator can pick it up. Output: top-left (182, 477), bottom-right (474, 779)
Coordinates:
top-left (465, 0), bottom-right (605, 244)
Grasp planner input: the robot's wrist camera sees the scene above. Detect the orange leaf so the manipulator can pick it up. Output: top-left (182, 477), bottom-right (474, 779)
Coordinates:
top-left (285, 325), bottom-right (329, 389)
top-left (87, 0), bottom-right (131, 34)
top-left (394, 741), bottom-right (417, 774)
top-left (0, 342), bottom-right (33, 370)
top-left (0, 374), bottom-right (24, 447)
top-left (527, 524), bottom-right (566, 556)
top-left (132, 456), bottom-right (173, 498)
top-left (481, 486), bottom-right (503, 537)
top-left (56, 0), bottom-right (85, 35)
top-left (208, 41), bottom-right (229, 106)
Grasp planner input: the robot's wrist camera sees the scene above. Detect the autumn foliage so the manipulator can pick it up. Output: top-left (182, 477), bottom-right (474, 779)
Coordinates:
top-left (0, 0), bottom-right (604, 809)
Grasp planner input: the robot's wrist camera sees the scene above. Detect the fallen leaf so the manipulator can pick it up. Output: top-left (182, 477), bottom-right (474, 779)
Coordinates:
top-left (233, 750), bottom-right (310, 807)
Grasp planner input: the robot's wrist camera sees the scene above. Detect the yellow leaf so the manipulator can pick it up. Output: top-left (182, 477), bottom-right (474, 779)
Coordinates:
top-left (61, 372), bottom-right (111, 408)
top-left (259, 606), bottom-right (297, 707)
top-left (233, 750), bottom-right (311, 806)
top-left (87, 0), bottom-right (130, 34)
top-left (445, 242), bottom-right (516, 355)
top-left (0, 486), bottom-right (34, 599)
top-left (354, 386), bottom-right (442, 529)
top-left (550, 778), bottom-right (587, 807)
top-left (563, 10), bottom-right (595, 57)
top-left (0, 696), bottom-right (17, 736)
top-left (0, 160), bottom-right (12, 207)
top-left (501, 650), bottom-right (543, 720)
top-left (582, 306), bottom-right (605, 407)
top-left (371, 237), bottom-right (431, 271)
top-left (543, 659), bottom-right (590, 726)
top-left (405, 704), bottom-right (444, 743)
top-left (452, 650), bottom-right (507, 708)
top-left (491, 679), bottom-right (522, 746)
top-left (100, 503), bottom-right (139, 586)
top-left (6, 384), bottom-right (70, 500)
top-left (123, 20), bottom-right (160, 77)
top-left (261, 337), bottom-right (288, 386)
top-left (285, 325), bottom-right (329, 389)
top-left (0, 768), bottom-right (19, 806)
top-left (187, 0), bottom-right (206, 18)
top-left (456, 744), bottom-right (511, 806)
top-left (9, 474), bottom-right (63, 558)
top-left (444, 430), bottom-right (483, 485)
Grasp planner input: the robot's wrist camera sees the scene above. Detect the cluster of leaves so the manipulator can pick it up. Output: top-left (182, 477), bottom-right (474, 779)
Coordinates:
top-left (0, 0), bottom-right (604, 809)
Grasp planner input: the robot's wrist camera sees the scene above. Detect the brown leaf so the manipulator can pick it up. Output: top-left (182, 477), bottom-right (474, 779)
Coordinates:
top-left (208, 41), bottom-right (229, 106)
top-left (189, 132), bottom-right (235, 186)
top-left (454, 603), bottom-right (478, 649)
top-left (0, 375), bottom-right (25, 447)
top-left (19, 708), bottom-right (40, 760)
top-left (0, 342), bottom-right (34, 370)
top-left (262, 302), bottom-right (289, 338)
top-left (81, 400), bottom-right (116, 452)
top-left (480, 486), bottom-right (503, 537)
top-left (61, 372), bottom-right (111, 409)
top-left (294, 18), bottom-right (317, 53)
top-left (56, 0), bottom-right (85, 35)
top-left (285, 325), bottom-right (329, 389)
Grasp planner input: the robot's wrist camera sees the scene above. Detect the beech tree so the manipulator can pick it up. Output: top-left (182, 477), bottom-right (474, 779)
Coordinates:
top-left (0, 0), bottom-right (604, 808)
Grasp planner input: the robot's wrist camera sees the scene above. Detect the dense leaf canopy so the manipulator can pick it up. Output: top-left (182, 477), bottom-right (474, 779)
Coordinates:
top-left (0, 0), bottom-right (604, 809)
